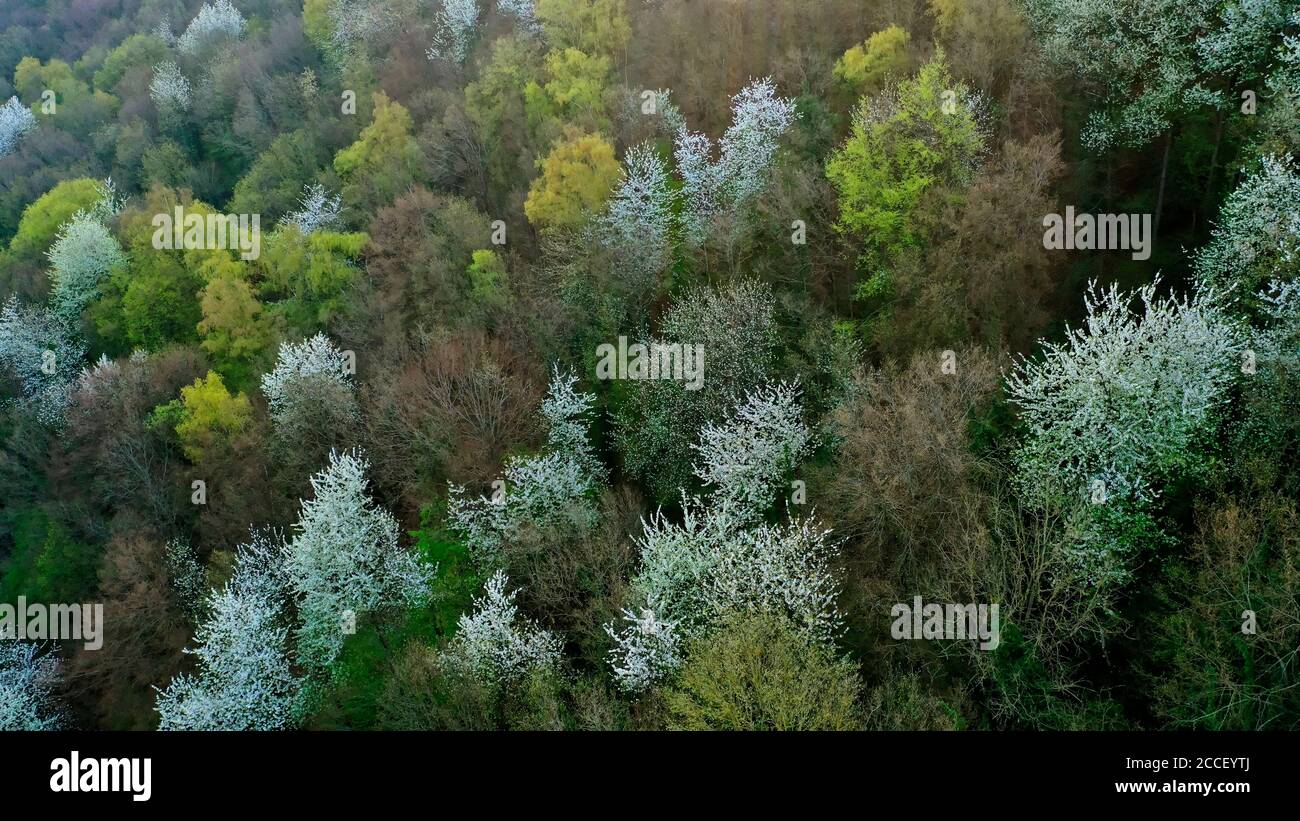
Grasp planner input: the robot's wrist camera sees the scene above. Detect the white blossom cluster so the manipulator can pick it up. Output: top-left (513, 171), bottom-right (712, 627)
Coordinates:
top-left (441, 570), bottom-right (563, 684)
top-left (497, 0), bottom-right (540, 33)
top-left (692, 380), bottom-right (811, 518)
top-left (0, 296), bottom-right (86, 426)
top-left (177, 0), bottom-right (247, 56)
top-left (155, 532), bottom-right (303, 730)
top-left (716, 77), bottom-right (799, 204)
top-left (597, 142), bottom-right (674, 286)
top-left (154, 16), bottom-right (177, 46)
top-left (0, 95), bottom-right (37, 158)
top-left (286, 450), bottom-right (433, 673)
top-left (1194, 154), bottom-right (1300, 296)
top-left (674, 78), bottom-right (797, 242)
top-left (260, 334), bottom-right (354, 425)
top-left (0, 641), bottom-right (61, 730)
top-left (149, 61), bottom-right (192, 111)
top-left (608, 497), bottom-right (841, 692)
top-left (1254, 278), bottom-right (1300, 366)
top-left (1023, 0), bottom-right (1212, 151)
top-left (603, 602), bottom-right (680, 694)
top-left (46, 210), bottom-right (127, 325)
top-left (1006, 278), bottom-right (1246, 509)
top-left (327, 0), bottom-right (396, 59)
top-left (280, 183), bottom-right (343, 234)
top-left (1194, 0), bottom-right (1292, 82)
top-left (448, 366), bottom-right (604, 567)
top-left (426, 0), bottom-right (480, 62)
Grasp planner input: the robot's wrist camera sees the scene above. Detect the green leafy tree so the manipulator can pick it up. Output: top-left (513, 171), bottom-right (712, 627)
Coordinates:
top-left (833, 25), bottom-right (911, 96)
top-left (664, 613), bottom-right (862, 731)
top-left (826, 52), bottom-right (987, 300)
top-left (172, 370), bottom-right (254, 464)
top-left (333, 92), bottom-right (423, 213)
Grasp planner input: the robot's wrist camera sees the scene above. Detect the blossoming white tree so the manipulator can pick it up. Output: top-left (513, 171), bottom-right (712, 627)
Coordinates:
top-left (155, 532), bottom-right (302, 730)
top-left (1023, 0), bottom-right (1212, 151)
top-left (149, 61), bottom-right (192, 111)
top-left (426, 0), bottom-right (480, 62)
top-left (497, 0), bottom-right (540, 33)
top-left (441, 571), bottom-right (563, 684)
top-left (0, 296), bottom-right (86, 425)
top-left (674, 77), bottom-right (797, 242)
top-left (0, 95), bottom-right (37, 157)
top-left (0, 641), bottom-right (61, 730)
top-left (260, 333), bottom-right (354, 425)
top-left (46, 211), bottom-right (127, 325)
top-left (1006, 278), bottom-right (1246, 508)
top-left (716, 77), bottom-right (799, 204)
top-left (448, 365), bottom-right (604, 566)
top-left (604, 603), bottom-right (680, 694)
top-left (285, 450), bottom-right (432, 673)
top-left (608, 496), bottom-right (842, 692)
top-left (177, 0), bottom-right (247, 56)
top-left (692, 380), bottom-right (811, 517)
top-left (280, 183), bottom-right (343, 234)
top-left (598, 142), bottom-right (675, 286)
top-left (1194, 154), bottom-right (1300, 297)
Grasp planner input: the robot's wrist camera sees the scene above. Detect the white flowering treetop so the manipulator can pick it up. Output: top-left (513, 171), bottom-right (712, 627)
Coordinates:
top-left (441, 571), bottom-right (563, 684)
top-left (177, 0), bottom-right (247, 56)
top-left (328, 0), bottom-right (395, 59)
top-left (0, 95), bottom-right (37, 158)
top-left (285, 450), bottom-right (433, 673)
top-left (0, 296), bottom-right (86, 426)
top-left (155, 532), bottom-right (303, 730)
top-left (1254, 279), bottom-right (1300, 369)
top-left (1024, 0), bottom-right (1213, 150)
top-left (1194, 154), bottom-right (1300, 299)
top-left (46, 211), bottom-right (127, 326)
top-left (692, 380), bottom-right (811, 518)
top-left (1006, 279), bottom-right (1246, 508)
top-left (497, 0), bottom-right (540, 33)
top-left (149, 61), bottom-right (192, 111)
top-left (674, 77), bottom-right (796, 242)
top-left (448, 365), bottom-right (604, 567)
top-left (608, 497), bottom-right (842, 692)
top-left (717, 77), bottom-right (799, 204)
top-left (281, 183), bottom-right (343, 234)
top-left (604, 602), bottom-right (680, 694)
top-left (260, 333), bottom-right (354, 424)
top-left (673, 128), bottom-right (719, 244)
top-left (427, 0), bottom-right (480, 62)
top-left (598, 142), bottom-right (675, 284)
top-left (0, 641), bottom-right (61, 730)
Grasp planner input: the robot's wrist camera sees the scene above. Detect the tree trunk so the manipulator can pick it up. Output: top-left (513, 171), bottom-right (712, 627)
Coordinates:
top-left (1154, 129), bottom-right (1173, 239)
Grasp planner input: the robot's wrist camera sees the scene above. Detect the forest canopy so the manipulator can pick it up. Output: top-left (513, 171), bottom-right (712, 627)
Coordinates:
top-left (0, 0), bottom-right (1297, 732)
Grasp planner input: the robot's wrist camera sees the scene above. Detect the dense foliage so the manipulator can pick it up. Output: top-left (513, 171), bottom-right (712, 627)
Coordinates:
top-left (0, 0), bottom-right (1296, 731)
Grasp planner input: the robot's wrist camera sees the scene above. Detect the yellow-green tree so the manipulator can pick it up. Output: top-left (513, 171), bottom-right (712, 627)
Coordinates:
top-left (833, 25), bottom-right (911, 96)
top-left (173, 371), bottom-right (254, 463)
top-left (536, 0), bottom-right (631, 58)
top-left (333, 91), bottom-right (422, 212)
top-left (523, 131), bottom-right (620, 231)
top-left (198, 275), bottom-right (280, 389)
